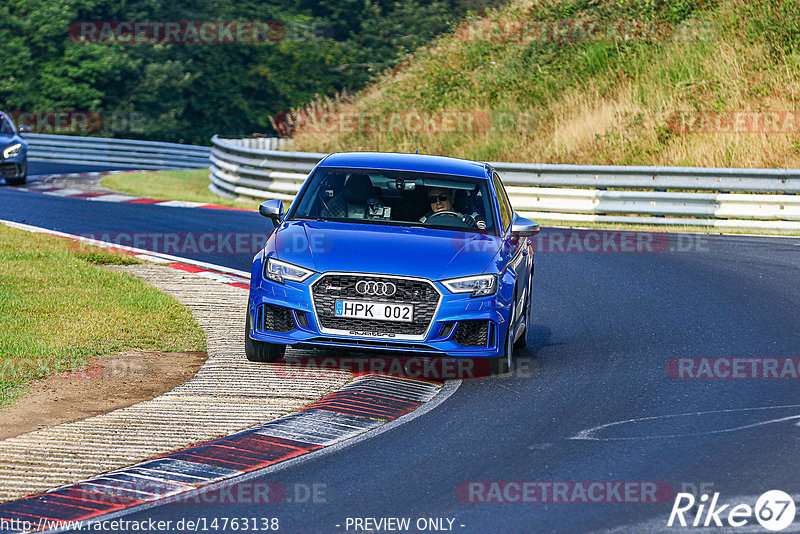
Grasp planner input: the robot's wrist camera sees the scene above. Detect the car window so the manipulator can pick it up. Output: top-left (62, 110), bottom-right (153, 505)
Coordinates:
top-left (291, 167), bottom-right (496, 234)
top-left (493, 172), bottom-right (512, 231)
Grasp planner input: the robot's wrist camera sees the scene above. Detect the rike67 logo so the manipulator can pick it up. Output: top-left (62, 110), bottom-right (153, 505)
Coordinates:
top-left (668, 490), bottom-right (797, 531)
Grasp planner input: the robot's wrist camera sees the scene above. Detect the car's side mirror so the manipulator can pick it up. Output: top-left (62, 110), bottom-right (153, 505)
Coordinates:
top-left (259, 199), bottom-right (285, 225)
top-left (18, 125), bottom-right (30, 134)
top-left (511, 215), bottom-right (540, 237)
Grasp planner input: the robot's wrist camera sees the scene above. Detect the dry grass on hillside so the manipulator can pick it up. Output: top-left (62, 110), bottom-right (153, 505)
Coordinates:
top-left (287, 0), bottom-right (800, 169)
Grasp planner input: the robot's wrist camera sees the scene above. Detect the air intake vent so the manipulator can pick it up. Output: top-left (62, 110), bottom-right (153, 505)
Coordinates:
top-left (259, 303), bottom-right (295, 333)
top-left (453, 320), bottom-right (492, 347)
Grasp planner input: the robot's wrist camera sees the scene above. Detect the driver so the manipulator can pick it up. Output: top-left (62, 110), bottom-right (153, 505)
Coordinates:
top-left (420, 186), bottom-right (486, 229)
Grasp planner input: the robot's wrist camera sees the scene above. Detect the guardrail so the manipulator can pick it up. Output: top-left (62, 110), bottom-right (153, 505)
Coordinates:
top-left (26, 133), bottom-right (211, 170)
top-left (209, 136), bottom-right (321, 201)
top-left (209, 135), bottom-right (800, 231)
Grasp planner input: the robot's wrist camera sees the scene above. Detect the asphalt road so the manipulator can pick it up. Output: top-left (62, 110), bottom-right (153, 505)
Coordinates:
top-left (2, 179), bottom-right (799, 533)
top-left (28, 161), bottom-right (140, 175)
top-left (0, 182), bottom-right (265, 273)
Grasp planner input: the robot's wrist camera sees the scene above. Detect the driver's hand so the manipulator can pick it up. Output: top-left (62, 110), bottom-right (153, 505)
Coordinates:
top-left (465, 214), bottom-right (486, 229)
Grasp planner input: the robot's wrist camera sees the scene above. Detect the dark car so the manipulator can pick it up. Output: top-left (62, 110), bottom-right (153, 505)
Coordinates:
top-left (0, 112), bottom-right (28, 185)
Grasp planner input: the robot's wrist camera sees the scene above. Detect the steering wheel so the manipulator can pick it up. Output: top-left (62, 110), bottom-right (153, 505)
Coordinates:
top-left (425, 210), bottom-right (474, 228)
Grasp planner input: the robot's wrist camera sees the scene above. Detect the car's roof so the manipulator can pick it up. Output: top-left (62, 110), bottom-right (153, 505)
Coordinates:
top-left (317, 152), bottom-right (490, 179)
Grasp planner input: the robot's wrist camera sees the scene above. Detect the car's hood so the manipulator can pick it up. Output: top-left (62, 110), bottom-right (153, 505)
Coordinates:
top-left (272, 220), bottom-right (501, 280)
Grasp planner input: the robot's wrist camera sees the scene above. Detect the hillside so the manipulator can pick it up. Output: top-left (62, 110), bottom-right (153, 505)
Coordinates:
top-left (288, 0), bottom-right (800, 169)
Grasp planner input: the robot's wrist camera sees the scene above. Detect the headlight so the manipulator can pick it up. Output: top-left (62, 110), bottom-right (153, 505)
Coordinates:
top-left (3, 143), bottom-right (22, 159)
top-left (265, 258), bottom-right (313, 284)
top-left (442, 274), bottom-right (497, 297)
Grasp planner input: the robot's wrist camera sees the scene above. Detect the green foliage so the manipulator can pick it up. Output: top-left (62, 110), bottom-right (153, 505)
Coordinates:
top-left (740, 0), bottom-right (800, 59)
top-left (0, 0), bottom-right (500, 143)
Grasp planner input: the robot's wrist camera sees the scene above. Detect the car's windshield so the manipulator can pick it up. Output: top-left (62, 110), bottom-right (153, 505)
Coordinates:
top-left (290, 167), bottom-right (496, 233)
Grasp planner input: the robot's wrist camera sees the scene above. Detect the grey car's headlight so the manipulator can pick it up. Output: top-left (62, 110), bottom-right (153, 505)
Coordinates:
top-left (265, 258), bottom-right (313, 284)
top-left (442, 274), bottom-right (497, 297)
top-left (3, 143), bottom-right (22, 159)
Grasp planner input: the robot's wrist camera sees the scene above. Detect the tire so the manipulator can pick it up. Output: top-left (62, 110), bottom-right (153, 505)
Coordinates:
top-left (504, 291), bottom-right (517, 372)
top-left (245, 312), bottom-right (285, 362)
top-left (514, 275), bottom-right (531, 350)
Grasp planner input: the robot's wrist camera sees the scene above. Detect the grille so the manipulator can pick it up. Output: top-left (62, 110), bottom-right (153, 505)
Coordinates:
top-left (453, 320), bottom-right (492, 347)
top-left (312, 274), bottom-right (440, 337)
top-left (0, 163), bottom-right (19, 178)
top-left (258, 303), bottom-right (295, 334)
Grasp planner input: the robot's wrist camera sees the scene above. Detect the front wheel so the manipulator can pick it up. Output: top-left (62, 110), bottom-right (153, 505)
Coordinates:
top-left (504, 292), bottom-right (517, 372)
top-left (245, 312), bottom-right (286, 362)
top-left (514, 274), bottom-right (531, 350)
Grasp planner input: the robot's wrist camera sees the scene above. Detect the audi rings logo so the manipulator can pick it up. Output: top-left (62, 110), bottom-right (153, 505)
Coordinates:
top-left (355, 280), bottom-right (397, 297)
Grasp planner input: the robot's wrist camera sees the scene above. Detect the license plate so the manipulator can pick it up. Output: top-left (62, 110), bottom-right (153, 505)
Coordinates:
top-left (334, 300), bottom-right (413, 322)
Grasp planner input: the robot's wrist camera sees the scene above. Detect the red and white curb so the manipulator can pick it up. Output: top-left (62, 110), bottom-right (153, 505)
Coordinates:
top-left (0, 219), bottom-right (251, 290)
top-left (0, 219), bottom-right (456, 533)
top-left (0, 374), bottom-right (446, 533)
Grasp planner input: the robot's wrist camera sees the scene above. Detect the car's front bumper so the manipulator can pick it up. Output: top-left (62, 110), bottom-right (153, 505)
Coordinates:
top-left (248, 271), bottom-right (510, 359)
top-left (0, 157), bottom-right (26, 180)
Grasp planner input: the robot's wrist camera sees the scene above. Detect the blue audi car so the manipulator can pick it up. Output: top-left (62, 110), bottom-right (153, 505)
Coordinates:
top-left (246, 152), bottom-right (539, 369)
top-left (0, 112), bottom-right (28, 185)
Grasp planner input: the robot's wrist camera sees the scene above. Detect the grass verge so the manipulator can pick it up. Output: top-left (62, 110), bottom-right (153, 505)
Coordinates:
top-left (0, 225), bottom-right (207, 407)
top-left (101, 169), bottom-right (261, 210)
